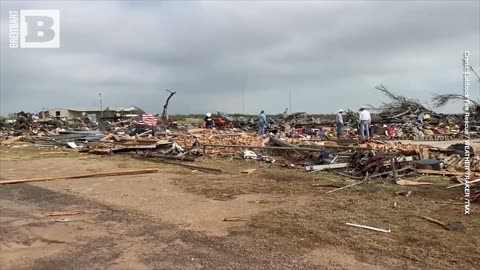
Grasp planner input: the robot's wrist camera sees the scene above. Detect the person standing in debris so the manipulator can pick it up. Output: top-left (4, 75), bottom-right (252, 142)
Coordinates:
top-left (258, 110), bottom-right (267, 135)
top-left (359, 106), bottom-right (371, 140)
top-left (336, 109), bottom-right (344, 139)
top-left (204, 113), bottom-right (215, 129)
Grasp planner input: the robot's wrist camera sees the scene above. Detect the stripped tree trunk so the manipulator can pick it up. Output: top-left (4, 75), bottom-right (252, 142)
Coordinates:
top-left (162, 89), bottom-right (177, 120)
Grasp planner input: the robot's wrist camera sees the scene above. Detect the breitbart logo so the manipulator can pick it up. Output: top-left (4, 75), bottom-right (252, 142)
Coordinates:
top-left (9, 10), bottom-right (60, 48)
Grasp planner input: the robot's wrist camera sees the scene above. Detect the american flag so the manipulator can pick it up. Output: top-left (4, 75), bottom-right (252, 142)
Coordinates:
top-left (138, 113), bottom-right (158, 126)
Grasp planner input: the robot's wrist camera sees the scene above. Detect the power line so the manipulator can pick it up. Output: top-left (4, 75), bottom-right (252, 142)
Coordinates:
top-left (470, 65), bottom-right (480, 81)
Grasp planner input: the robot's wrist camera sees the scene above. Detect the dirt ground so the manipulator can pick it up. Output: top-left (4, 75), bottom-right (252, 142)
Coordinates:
top-left (0, 146), bottom-right (479, 270)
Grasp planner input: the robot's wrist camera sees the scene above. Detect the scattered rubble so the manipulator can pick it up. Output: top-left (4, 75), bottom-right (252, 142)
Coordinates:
top-left (2, 86), bottom-right (480, 204)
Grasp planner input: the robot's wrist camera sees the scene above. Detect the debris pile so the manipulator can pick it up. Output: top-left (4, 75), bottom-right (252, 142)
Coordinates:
top-left (0, 111), bottom-right (99, 139)
top-left (177, 129), bottom-right (265, 147)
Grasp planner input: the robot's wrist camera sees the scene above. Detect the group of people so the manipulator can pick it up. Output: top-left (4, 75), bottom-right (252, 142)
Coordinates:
top-left (335, 106), bottom-right (371, 140)
top-left (204, 107), bottom-right (372, 140)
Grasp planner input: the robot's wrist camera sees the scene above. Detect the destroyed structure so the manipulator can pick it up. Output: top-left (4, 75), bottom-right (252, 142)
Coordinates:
top-left (1, 87), bottom-right (479, 202)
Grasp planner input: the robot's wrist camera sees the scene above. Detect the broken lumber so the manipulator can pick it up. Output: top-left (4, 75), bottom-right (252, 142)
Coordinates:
top-left (333, 166), bottom-right (413, 180)
top-left (446, 178), bottom-right (480, 189)
top-left (145, 153), bottom-right (195, 161)
top-left (39, 152), bottom-right (69, 155)
top-left (223, 217), bottom-right (247, 222)
top-left (203, 144), bottom-right (327, 152)
top-left (67, 142), bottom-right (78, 149)
top-left (46, 210), bottom-right (86, 216)
top-left (0, 136), bottom-right (23, 145)
top-left (0, 169), bottom-right (158, 185)
top-left (269, 136), bottom-right (303, 155)
top-left (306, 163), bottom-right (349, 171)
top-left (370, 166), bottom-right (413, 178)
top-left (417, 169), bottom-right (464, 176)
top-left (89, 149), bottom-right (113, 155)
top-left (345, 222), bottom-right (391, 233)
top-left (210, 133), bottom-right (243, 138)
top-left (396, 179), bottom-right (434, 186)
top-left (201, 144), bottom-right (372, 153)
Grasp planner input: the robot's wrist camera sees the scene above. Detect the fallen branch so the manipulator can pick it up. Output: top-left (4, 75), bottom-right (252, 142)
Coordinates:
top-left (0, 169), bottom-right (158, 185)
top-left (420, 216), bottom-right (445, 226)
top-left (419, 216), bottom-right (465, 231)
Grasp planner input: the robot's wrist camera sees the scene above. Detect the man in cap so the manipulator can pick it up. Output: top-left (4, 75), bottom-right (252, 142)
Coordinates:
top-left (359, 106), bottom-right (371, 141)
top-left (204, 112), bottom-right (215, 129)
top-left (336, 109), bottom-right (345, 139)
top-left (258, 110), bottom-right (267, 135)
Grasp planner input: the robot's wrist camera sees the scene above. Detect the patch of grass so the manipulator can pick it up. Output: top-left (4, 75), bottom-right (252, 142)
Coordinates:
top-left (0, 146), bottom-right (81, 160)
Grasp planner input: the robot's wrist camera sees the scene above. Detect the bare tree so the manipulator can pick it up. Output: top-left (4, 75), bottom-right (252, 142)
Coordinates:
top-left (162, 89), bottom-right (177, 120)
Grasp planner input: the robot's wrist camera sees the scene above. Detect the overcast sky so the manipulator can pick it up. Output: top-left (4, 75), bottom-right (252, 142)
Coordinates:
top-left (1, 0), bottom-right (479, 116)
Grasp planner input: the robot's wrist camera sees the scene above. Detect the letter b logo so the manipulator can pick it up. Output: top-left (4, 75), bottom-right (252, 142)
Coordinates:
top-left (20, 10), bottom-right (60, 48)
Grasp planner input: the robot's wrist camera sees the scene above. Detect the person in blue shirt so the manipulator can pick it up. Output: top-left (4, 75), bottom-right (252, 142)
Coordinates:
top-left (258, 110), bottom-right (267, 135)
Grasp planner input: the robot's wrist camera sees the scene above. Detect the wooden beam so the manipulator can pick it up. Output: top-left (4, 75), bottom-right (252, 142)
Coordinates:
top-left (0, 136), bottom-right (23, 145)
top-left (417, 169), bottom-right (465, 176)
top-left (143, 159), bottom-right (222, 174)
top-left (446, 178), bottom-right (480, 189)
top-left (0, 169), bottom-right (159, 185)
top-left (306, 163), bottom-right (349, 171)
top-left (201, 144), bottom-right (371, 152)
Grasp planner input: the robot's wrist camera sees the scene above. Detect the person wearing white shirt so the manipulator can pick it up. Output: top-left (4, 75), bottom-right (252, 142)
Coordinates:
top-left (359, 107), bottom-right (371, 140)
top-left (335, 109), bottom-right (344, 139)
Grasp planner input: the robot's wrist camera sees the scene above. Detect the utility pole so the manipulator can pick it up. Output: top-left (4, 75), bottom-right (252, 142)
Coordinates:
top-left (99, 93), bottom-right (103, 118)
top-left (289, 89), bottom-right (292, 113)
top-left (243, 74), bottom-right (248, 114)
top-left (242, 87), bottom-right (245, 114)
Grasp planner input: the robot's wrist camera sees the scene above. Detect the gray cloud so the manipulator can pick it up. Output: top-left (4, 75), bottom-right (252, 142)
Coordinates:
top-left (1, 0), bottom-right (479, 116)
